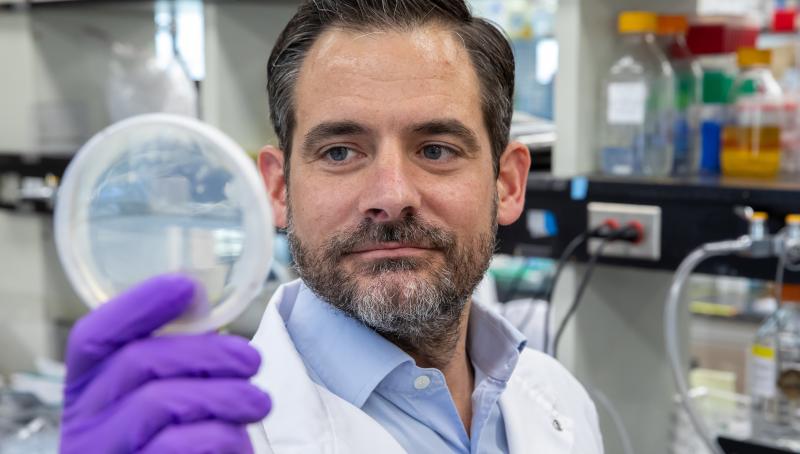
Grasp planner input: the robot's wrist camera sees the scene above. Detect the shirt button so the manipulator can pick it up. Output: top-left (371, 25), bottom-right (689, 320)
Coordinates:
top-left (414, 375), bottom-right (431, 390)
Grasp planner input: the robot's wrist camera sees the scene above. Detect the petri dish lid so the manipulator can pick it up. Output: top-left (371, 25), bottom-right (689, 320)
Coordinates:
top-left (55, 114), bottom-right (273, 333)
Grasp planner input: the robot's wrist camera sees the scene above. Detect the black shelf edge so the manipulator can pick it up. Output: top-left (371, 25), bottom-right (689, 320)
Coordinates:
top-left (0, 153), bottom-right (72, 178)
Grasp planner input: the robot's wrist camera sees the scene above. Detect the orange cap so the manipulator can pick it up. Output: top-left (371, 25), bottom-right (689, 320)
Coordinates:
top-left (783, 284), bottom-right (800, 302)
top-left (752, 211), bottom-right (769, 221)
top-left (786, 214), bottom-right (800, 224)
top-left (737, 48), bottom-right (772, 67)
top-left (657, 15), bottom-right (689, 35)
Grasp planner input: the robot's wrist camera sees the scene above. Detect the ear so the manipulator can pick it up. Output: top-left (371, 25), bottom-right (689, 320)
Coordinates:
top-left (496, 141), bottom-right (530, 226)
top-left (257, 145), bottom-right (288, 229)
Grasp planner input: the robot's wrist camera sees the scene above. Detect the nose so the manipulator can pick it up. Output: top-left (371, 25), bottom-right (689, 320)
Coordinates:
top-left (358, 142), bottom-right (421, 222)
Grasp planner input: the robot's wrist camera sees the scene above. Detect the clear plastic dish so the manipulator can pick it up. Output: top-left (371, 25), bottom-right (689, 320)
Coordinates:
top-left (54, 114), bottom-right (273, 333)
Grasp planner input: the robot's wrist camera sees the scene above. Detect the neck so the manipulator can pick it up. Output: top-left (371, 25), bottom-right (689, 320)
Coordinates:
top-left (395, 300), bottom-right (475, 435)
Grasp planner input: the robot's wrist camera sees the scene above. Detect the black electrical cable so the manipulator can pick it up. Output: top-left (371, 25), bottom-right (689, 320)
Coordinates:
top-left (503, 222), bottom-right (635, 355)
top-left (552, 233), bottom-right (624, 359)
top-left (501, 230), bottom-right (600, 304)
top-left (538, 225), bottom-right (621, 353)
top-left (512, 232), bottom-right (589, 352)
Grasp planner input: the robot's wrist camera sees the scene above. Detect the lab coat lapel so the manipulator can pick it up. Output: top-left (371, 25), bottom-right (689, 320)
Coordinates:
top-left (500, 373), bottom-right (575, 454)
top-left (250, 282), bottom-right (338, 453)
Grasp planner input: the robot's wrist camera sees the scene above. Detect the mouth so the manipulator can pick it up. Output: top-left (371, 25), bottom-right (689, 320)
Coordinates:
top-left (346, 242), bottom-right (435, 260)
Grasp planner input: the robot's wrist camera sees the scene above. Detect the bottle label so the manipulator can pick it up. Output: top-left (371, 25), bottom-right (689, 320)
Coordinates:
top-left (607, 82), bottom-right (647, 125)
top-left (751, 344), bottom-right (777, 398)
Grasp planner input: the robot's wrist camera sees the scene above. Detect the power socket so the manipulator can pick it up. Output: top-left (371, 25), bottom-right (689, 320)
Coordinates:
top-left (587, 202), bottom-right (662, 261)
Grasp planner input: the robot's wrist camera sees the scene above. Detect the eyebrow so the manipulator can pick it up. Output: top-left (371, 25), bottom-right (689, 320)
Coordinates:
top-left (409, 119), bottom-right (481, 154)
top-left (301, 121), bottom-right (370, 157)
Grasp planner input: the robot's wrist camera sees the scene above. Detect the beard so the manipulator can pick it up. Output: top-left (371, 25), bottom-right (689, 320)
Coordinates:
top-left (287, 201), bottom-right (497, 367)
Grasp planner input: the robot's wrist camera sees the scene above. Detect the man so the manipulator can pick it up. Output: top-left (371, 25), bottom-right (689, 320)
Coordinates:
top-left (60, 1), bottom-right (603, 453)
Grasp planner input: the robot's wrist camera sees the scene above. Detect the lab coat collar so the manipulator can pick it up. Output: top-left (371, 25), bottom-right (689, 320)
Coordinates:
top-left (249, 281), bottom-right (336, 450)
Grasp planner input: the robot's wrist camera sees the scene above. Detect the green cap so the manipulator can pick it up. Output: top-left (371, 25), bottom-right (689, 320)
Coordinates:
top-left (702, 70), bottom-right (733, 104)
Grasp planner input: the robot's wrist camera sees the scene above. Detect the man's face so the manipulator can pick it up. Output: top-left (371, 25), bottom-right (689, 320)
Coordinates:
top-left (271, 25), bottom-right (516, 343)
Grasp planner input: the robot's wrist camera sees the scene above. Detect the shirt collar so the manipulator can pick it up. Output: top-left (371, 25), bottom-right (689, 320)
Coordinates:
top-left (285, 284), bottom-right (411, 408)
top-left (467, 300), bottom-right (527, 383)
top-left (285, 282), bottom-right (528, 407)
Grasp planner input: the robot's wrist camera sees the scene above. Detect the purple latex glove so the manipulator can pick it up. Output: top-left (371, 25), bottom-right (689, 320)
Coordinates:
top-left (60, 274), bottom-right (271, 454)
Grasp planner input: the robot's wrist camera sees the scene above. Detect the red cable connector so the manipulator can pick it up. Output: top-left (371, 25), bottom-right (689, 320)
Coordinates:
top-left (590, 219), bottom-right (644, 244)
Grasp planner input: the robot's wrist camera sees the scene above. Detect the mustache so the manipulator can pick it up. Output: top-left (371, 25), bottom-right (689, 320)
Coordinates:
top-left (325, 216), bottom-right (456, 259)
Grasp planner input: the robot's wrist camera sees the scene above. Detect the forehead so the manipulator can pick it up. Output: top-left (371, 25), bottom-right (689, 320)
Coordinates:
top-left (292, 24), bottom-right (484, 139)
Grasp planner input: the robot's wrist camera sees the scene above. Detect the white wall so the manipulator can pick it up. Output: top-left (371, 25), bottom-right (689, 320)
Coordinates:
top-left (0, 3), bottom-right (157, 156)
top-left (0, 211), bottom-right (51, 374)
top-left (203, 1), bottom-right (301, 154)
top-left (0, 10), bottom-right (36, 154)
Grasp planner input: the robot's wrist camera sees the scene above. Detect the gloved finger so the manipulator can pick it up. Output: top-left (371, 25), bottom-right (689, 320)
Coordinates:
top-left (107, 378), bottom-right (270, 451)
top-left (71, 334), bottom-right (261, 417)
top-left (66, 274), bottom-right (198, 380)
top-left (138, 421), bottom-right (253, 454)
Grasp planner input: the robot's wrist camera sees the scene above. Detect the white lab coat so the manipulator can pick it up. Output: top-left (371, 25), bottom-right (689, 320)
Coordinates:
top-left (247, 280), bottom-right (604, 453)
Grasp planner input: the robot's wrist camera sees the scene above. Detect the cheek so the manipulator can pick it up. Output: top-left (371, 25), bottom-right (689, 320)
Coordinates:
top-left (288, 171), bottom-right (359, 244)
top-left (425, 175), bottom-right (496, 237)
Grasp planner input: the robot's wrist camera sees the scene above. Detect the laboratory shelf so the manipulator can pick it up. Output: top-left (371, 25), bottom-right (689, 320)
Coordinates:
top-left (496, 174), bottom-right (800, 283)
top-left (0, 153), bottom-right (70, 177)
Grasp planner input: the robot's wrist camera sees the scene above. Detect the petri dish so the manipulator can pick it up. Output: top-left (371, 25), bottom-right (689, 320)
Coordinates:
top-left (55, 114), bottom-right (273, 333)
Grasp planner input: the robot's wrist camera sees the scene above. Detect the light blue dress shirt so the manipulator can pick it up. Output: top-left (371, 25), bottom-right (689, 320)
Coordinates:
top-left (285, 284), bottom-right (527, 453)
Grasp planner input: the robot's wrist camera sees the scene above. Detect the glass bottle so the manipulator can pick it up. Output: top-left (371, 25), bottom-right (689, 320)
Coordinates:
top-left (598, 11), bottom-right (675, 177)
top-left (750, 282), bottom-right (800, 447)
top-left (722, 48), bottom-right (784, 179)
top-left (656, 14), bottom-right (703, 175)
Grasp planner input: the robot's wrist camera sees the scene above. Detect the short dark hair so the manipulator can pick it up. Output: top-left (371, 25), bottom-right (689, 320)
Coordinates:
top-left (267, 0), bottom-right (515, 177)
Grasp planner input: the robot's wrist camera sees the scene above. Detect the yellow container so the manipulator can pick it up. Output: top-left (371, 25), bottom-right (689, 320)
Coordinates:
top-left (721, 124), bottom-right (782, 178)
top-left (722, 51), bottom-right (783, 179)
top-left (737, 48), bottom-right (772, 68)
top-left (618, 12), bottom-right (658, 34)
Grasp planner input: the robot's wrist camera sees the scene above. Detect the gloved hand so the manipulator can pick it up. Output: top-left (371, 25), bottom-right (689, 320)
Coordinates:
top-left (60, 274), bottom-right (271, 454)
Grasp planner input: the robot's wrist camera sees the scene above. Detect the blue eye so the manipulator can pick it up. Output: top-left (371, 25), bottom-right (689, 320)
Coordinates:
top-left (325, 146), bottom-right (352, 162)
top-left (422, 145), bottom-right (450, 160)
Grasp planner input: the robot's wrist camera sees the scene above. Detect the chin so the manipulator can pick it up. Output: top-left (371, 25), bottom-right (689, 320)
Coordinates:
top-left (353, 266), bottom-right (437, 293)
